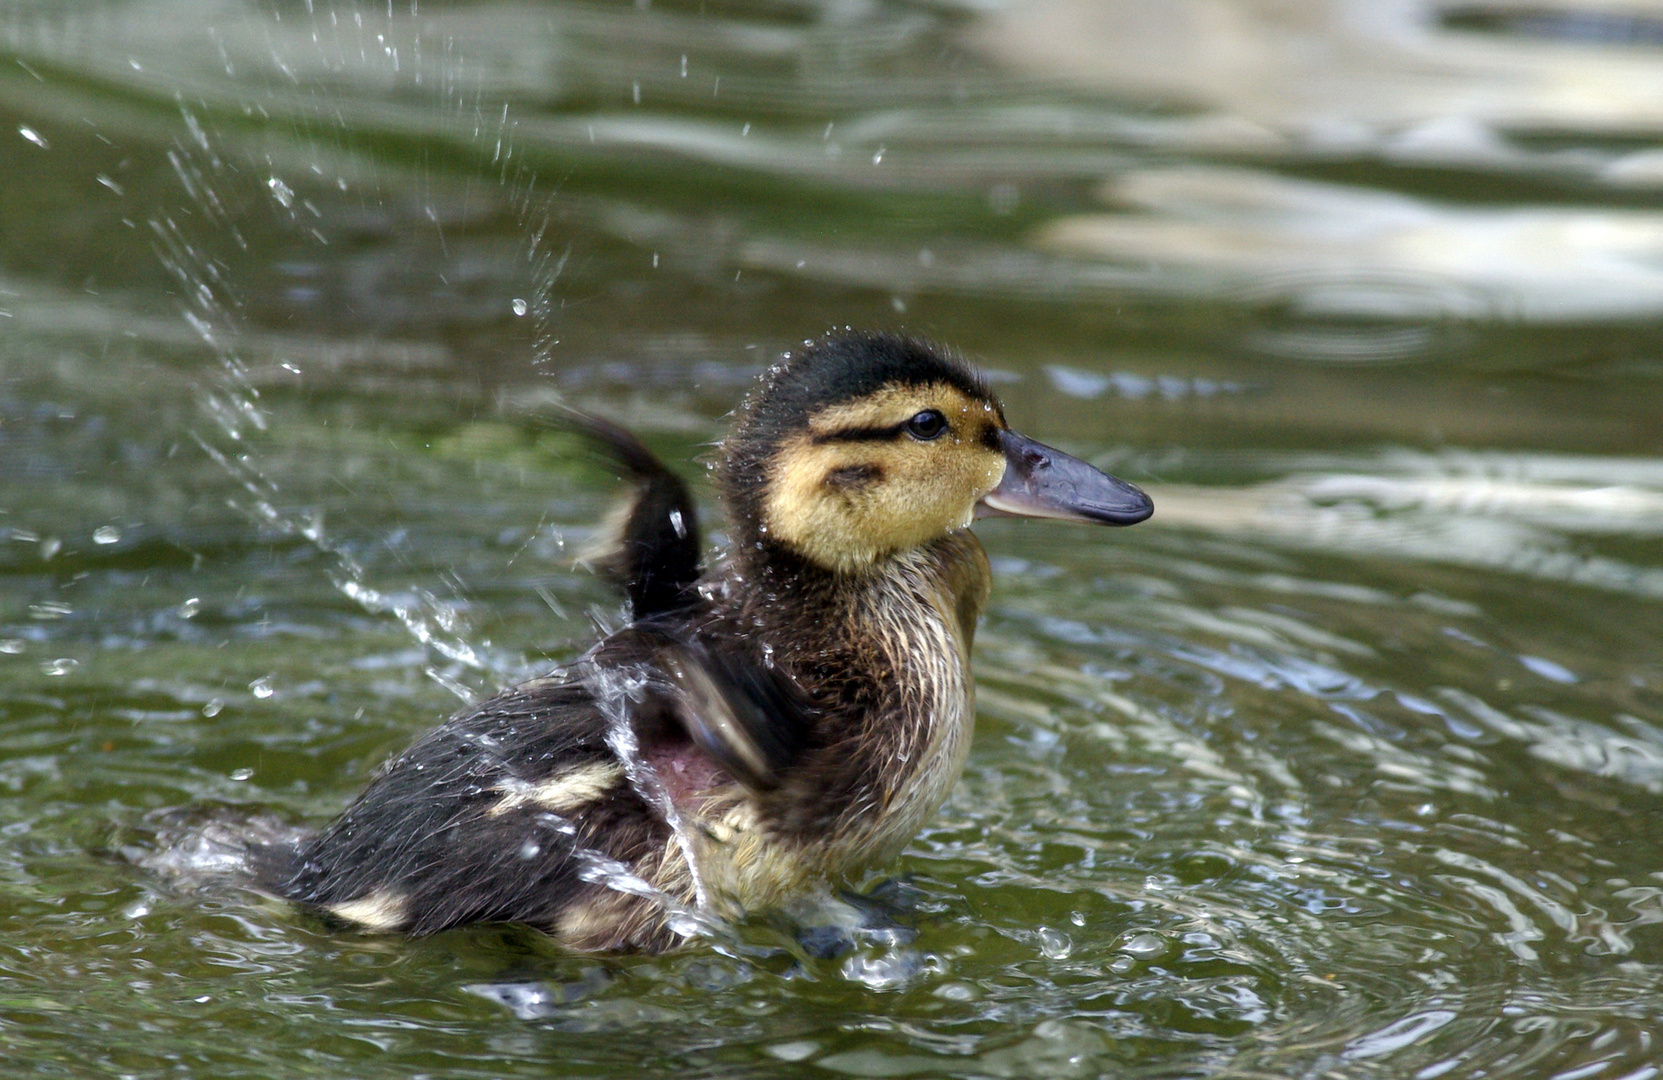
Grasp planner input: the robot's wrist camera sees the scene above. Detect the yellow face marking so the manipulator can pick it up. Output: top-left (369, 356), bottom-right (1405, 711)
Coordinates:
top-left (488, 761), bottom-right (623, 817)
top-left (326, 889), bottom-right (408, 932)
top-left (762, 384), bottom-right (1007, 572)
top-left (804, 384), bottom-right (963, 438)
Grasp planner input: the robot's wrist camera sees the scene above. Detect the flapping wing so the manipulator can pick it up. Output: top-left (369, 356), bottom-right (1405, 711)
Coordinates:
top-left (655, 635), bottom-right (815, 792)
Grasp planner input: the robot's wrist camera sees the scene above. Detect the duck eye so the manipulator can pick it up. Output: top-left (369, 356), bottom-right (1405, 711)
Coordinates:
top-left (905, 410), bottom-right (948, 441)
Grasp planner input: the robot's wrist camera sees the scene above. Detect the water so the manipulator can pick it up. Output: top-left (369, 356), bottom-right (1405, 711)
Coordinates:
top-left (3, 0), bottom-right (1663, 1075)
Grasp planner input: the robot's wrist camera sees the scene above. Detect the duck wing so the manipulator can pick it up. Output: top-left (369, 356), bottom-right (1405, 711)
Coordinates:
top-left (648, 631), bottom-right (816, 792)
top-left (560, 411), bottom-right (703, 619)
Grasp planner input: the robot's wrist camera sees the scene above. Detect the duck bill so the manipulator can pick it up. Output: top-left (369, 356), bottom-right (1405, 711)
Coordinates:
top-left (975, 429), bottom-right (1153, 525)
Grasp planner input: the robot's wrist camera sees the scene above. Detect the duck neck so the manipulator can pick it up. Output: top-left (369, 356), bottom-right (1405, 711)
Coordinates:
top-left (733, 531), bottom-right (991, 653)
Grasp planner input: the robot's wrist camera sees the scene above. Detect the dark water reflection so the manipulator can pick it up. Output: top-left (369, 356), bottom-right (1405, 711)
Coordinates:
top-left (4, 0), bottom-right (1663, 1076)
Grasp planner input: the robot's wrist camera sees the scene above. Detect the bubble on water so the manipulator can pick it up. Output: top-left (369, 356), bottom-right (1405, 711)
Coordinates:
top-left (0, 640), bottom-right (23, 654)
top-left (229, 768), bottom-right (253, 781)
top-left (92, 526), bottom-right (121, 544)
top-left (123, 902), bottom-right (151, 919)
top-left (178, 597), bottom-right (201, 619)
top-left (249, 677), bottom-right (274, 699)
top-left (39, 536), bottom-right (60, 560)
top-left (202, 698), bottom-right (224, 718)
top-left (766, 1042), bottom-right (819, 1062)
top-left (511, 297), bottom-right (528, 316)
top-left (42, 658), bottom-right (78, 676)
top-left (18, 126), bottom-right (48, 149)
top-left (1118, 930), bottom-right (1169, 960)
top-left (266, 176), bottom-right (294, 208)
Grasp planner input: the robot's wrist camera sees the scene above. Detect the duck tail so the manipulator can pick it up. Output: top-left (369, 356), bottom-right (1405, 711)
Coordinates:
top-left (553, 409), bottom-right (704, 619)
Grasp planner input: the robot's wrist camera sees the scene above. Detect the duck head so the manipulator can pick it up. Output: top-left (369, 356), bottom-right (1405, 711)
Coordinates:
top-left (718, 333), bottom-right (1152, 574)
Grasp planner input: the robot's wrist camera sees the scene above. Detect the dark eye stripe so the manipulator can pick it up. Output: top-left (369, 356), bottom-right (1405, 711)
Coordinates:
top-left (810, 421), bottom-right (914, 444)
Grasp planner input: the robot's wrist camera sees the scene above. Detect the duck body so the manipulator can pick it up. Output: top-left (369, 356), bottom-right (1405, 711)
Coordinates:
top-left (256, 333), bottom-right (1150, 951)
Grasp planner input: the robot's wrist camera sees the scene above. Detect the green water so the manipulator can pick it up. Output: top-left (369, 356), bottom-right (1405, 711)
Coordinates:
top-left (4, 1), bottom-right (1663, 1076)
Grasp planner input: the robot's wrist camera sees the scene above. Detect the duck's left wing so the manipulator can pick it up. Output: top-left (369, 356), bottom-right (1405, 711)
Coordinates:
top-left (559, 411), bottom-right (703, 619)
top-left (655, 635), bottom-right (815, 792)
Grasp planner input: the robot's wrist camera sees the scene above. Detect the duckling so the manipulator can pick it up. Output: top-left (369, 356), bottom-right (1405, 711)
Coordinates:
top-left (254, 332), bottom-right (1152, 951)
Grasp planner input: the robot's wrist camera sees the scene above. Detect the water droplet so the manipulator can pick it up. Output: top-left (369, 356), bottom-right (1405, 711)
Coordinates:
top-left (123, 902), bottom-right (151, 919)
top-left (1070, 911), bottom-right (1087, 927)
top-left (511, 297), bottom-right (528, 316)
top-left (202, 698), bottom-right (224, 718)
top-left (249, 676), bottom-right (274, 699)
top-left (42, 658), bottom-right (78, 677)
top-left (0, 639), bottom-right (23, 655)
top-left (1037, 926), bottom-right (1073, 959)
top-left (93, 526), bottom-right (121, 545)
top-left (871, 146), bottom-right (884, 165)
top-left (266, 176), bottom-right (295, 208)
top-left (39, 536), bottom-right (60, 560)
top-left (178, 597), bottom-right (201, 619)
top-left (229, 768), bottom-right (254, 781)
top-left (18, 126), bottom-right (48, 149)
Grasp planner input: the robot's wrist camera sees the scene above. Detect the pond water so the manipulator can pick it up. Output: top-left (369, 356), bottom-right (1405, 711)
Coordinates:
top-left (4, 1), bottom-right (1663, 1076)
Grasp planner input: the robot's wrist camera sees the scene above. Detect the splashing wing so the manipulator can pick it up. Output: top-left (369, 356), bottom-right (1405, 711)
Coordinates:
top-left (654, 634), bottom-right (815, 792)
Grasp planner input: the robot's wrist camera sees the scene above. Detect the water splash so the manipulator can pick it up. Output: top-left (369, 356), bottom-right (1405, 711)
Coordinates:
top-left (585, 658), bottom-right (722, 933)
top-left (147, 3), bottom-right (574, 698)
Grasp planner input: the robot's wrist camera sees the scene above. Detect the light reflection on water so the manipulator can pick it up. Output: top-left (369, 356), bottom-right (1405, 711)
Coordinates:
top-left (3, 0), bottom-right (1663, 1077)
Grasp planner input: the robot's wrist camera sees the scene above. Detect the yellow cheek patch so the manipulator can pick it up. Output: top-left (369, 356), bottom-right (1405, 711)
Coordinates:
top-left (762, 385), bottom-right (1007, 571)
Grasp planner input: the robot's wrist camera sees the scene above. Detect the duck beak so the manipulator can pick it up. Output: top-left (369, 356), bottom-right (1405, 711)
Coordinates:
top-left (976, 429), bottom-right (1153, 525)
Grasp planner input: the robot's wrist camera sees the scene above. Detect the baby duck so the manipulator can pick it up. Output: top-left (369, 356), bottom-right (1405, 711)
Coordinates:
top-left (256, 332), bottom-right (1152, 951)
